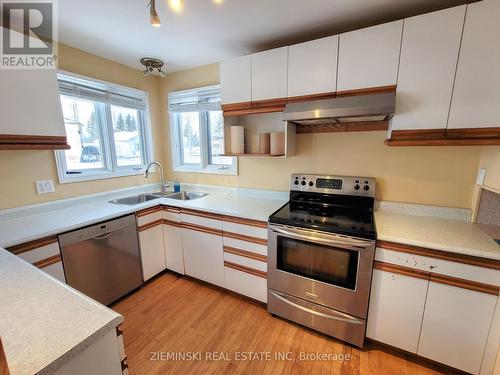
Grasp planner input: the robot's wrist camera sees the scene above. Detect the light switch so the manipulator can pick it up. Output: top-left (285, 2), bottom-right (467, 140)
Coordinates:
top-left (35, 180), bottom-right (55, 194)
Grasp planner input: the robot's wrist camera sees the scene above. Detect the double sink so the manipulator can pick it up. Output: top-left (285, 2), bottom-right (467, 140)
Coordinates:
top-left (109, 191), bottom-right (207, 206)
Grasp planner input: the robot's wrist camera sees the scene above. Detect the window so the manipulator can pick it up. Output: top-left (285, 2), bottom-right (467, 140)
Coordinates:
top-left (55, 72), bottom-right (153, 183)
top-left (169, 85), bottom-right (237, 175)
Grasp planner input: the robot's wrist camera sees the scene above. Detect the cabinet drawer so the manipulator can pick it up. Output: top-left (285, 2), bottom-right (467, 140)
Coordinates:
top-left (223, 218), bottom-right (267, 240)
top-left (223, 236), bottom-right (267, 257)
top-left (181, 210), bottom-right (223, 231)
top-left (223, 251), bottom-right (267, 273)
top-left (17, 241), bottom-right (60, 264)
top-left (162, 206), bottom-right (180, 223)
top-left (375, 247), bottom-right (500, 286)
top-left (224, 266), bottom-right (267, 303)
top-left (137, 206), bottom-right (162, 226)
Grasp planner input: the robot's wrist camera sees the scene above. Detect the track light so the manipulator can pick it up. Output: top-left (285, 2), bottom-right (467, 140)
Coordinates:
top-left (149, 0), bottom-right (161, 27)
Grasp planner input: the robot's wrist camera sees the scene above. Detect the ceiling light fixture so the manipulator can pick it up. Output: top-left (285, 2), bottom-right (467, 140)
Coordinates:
top-left (168, 0), bottom-right (184, 13)
top-left (140, 57), bottom-right (167, 78)
top-left (148, 0), bottom-right (161, 27)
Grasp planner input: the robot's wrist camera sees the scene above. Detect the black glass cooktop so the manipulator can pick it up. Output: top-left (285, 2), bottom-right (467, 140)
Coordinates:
top-left (269, 192), bottom-right (376, 240)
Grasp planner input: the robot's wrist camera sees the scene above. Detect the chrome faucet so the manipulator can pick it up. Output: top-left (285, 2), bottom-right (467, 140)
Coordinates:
top-left (144, 161), bottom-right (169, 194)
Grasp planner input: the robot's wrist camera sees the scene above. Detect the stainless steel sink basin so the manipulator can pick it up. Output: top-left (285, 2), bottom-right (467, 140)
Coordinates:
top-left (108, 194), bottom-right (161, 205)
top-left (164, 191), bottom-right (207, 201)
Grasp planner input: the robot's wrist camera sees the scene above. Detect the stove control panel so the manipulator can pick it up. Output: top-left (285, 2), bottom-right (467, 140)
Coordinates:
top-left (290, 174), bottom-right (375, 197)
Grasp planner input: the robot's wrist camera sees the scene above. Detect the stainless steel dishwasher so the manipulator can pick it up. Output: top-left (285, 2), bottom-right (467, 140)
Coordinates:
top-left (59, 214), bottom-right (143, 305)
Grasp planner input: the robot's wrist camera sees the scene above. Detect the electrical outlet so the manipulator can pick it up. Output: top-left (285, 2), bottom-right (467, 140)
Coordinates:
top-left (35, 180), bottom-right (55, 194)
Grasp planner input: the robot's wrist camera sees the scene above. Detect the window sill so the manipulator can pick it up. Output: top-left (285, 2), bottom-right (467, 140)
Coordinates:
top-left (173, 164), bottom-right (238, 176)
top-left (57, 168), bottom-right (146, 184)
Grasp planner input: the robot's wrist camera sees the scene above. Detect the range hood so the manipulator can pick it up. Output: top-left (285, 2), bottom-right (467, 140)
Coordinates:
top-left (283, 92), bottom-right (395, 125)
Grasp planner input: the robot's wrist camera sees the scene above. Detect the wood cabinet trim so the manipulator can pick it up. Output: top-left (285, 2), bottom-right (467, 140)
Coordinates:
top-left (162, 206), bottom-right (181, 214)
top-left (0, 134), bottom-right (70, 150)
top-left (181, 222), bottom-right (223, 236)
top-left (163, 219), bottom-right (182, 228)
top-left (221, 101), bottom-right (252, 112)
top-left (224, 260), bottom-right (267, 279)
top-left (385, 138), bottom-right (500, 146)
top-left (136, 206), bottom-right (162, 217)
top-left (222, 99), bottom-right (286, 116)
top-left (287, 92), bottom-right (336, 103)
top-left (296, 121), bottom-right (389, 134)
top-left (386, 128), bottom-right (500, 146)
top-left (223, 215), bottom-right (268, 228)
top-left (181, 208), bottom-right (223, 221)
top-left (138, 219), bottom-right (164, 232)
top-left (374, 261), bottom-right (430, 281)
top-left (430, 273), bottom-right (500, 296)
top-left (223, 231), bottom-right (268, 245)
top-left (33, 254), bottom-right (62, 269)
top-left (389, 129), bottom-right (447, 141)
top-left (336, 85), bottom-right (397, 97)
top-left (7, 236), bottom-right (58, 255)
top-left (377, 240), bottom-right (500, 271)
top-left (223, 246), bottom-right (267, 262)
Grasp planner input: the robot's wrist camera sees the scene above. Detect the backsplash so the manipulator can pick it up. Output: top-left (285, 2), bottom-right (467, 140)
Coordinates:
top-left (476, 188), bottom-right (500, 226)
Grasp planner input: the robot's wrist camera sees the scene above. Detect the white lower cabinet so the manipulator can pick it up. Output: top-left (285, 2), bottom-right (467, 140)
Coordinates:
top-left (163, 223), bottom-right (184, 274)
top-left (224, 265), bottom-right (267, 303)
top-left (182, 228), bottom-right (224, 287)
top-left (366, 268), bottom-right (428, 353)
top-left (138, 224), bottom-right (166, 281)
top-left (417, 282), bottom-right (497, 374)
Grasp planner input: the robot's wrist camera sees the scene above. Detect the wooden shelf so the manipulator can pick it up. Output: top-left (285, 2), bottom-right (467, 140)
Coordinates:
top-left (220, 153), bottom-right (285, 158)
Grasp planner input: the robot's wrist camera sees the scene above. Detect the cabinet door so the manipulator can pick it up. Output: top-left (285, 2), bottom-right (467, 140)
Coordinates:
top-left (163, 224), bottom-right (184, 274)
top-left (287, 36), bottom-right (338, 98)
top-left (251, 47), bottom-right (288, 101)
top-left (0, 28), bottom-right (65, 138)
top-left (182, 228), bottom-right (224, 287)
top-left (391, 6), bottom-right (466, 131)
top-left (139, 225), bottom-right (166, 281)
top-left (448, 0), bottom-right (500, 129)
top-left (337, 21), bottom-right (402, 92)
top-left (418, 281), bottom-right (497, 374)
top-left (366, 268), bottom-right (428, 353)
top-left (220, 55), bottom-right (251, 105)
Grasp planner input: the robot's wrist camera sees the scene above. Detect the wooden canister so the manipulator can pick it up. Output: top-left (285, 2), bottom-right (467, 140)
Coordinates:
top-left (270, 132), bottom-right (285, 155)
top-left (259, 133), bottom-right (270, 154)
top-left (230, 126), bottom-right (245, 154)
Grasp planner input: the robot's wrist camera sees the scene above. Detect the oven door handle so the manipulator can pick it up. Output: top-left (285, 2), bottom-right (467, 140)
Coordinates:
top-left (270, 225), bottom-right (373, 249)
top-left (270, 291), bottom-right (364, 324)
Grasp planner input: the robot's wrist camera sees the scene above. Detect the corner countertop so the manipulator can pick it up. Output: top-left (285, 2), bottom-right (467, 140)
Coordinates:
top-left (0, 248), bottom-right (123, 375)
top-left (0, 186), bottom-right (287, 248)
top-left (375, 210), bottom-right (500, 261)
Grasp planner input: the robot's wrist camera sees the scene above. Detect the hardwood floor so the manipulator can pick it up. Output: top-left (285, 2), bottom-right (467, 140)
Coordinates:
top-left (112, 272), bottom-right (459, 375)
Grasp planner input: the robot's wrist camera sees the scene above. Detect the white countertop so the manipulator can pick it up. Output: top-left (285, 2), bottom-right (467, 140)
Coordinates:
top-left (0, 187), bottom-right (287, 248)
top-left (375, 210), bottom-right (500, 261)
top-left (0, 248), bottom-right (123, 375)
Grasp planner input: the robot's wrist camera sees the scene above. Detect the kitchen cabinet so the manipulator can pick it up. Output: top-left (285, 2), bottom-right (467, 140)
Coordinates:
top-left (417, 279), bottom-right (497, 374)
top-left (137, 208), bottom-right (166, 281)
top-left (448, 0), bottom-right (500, 130)
top-left (0, 28), bottom-right (68, 150)
top-left (390, 6), bottom-right (466, 132)
top-left (366, 265), bottom-right (428, 353)
top-left (162, 206), bottom-right (184, 274)
top-left (181, 210), bottom-right (224, 287)
top-left (220, 55), bottom-right (252, 106)
top-left (337, 21), bottom-right (402, 93)
top-left (287, 36), bottom-right (338, 100)
top-left (251, 47), bottom-right (288, 102)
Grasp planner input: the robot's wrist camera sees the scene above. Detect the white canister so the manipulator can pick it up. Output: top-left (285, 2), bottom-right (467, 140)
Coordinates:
top-left (230, 126), bottom-right (245, 154)
top-left (270, 132), bottom-right (285, 155)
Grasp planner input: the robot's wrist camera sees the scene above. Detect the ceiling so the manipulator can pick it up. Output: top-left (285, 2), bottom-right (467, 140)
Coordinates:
top-left (58, 0), bottom-right (472, 73)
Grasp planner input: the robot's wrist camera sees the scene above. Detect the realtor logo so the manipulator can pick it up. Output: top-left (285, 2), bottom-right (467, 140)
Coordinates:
top-left (1, 0), bottom-right (57, 69)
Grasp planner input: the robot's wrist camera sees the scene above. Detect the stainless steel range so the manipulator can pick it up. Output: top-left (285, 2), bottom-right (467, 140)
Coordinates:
top-left (267, 174), bottom-right (376, 347)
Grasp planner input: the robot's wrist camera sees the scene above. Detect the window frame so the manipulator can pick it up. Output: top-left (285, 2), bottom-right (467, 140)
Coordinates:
top-left (55, 70), bottom-right (154, 183)
top-left (169, 85), bottom-right (237, 176)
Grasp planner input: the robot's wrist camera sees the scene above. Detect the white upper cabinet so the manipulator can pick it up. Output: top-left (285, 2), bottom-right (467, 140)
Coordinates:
top-left (0, 27), bottom-right (65, 140)
top-left (337, 21), bottom-right (403, 92)
top-left (251, 47), bottom-right (288, 101)
top-left (448, 0), bottom-right (500, 129)
top-left (391, 6), bottom-right (466, 131)
top-left (220, 55), bottom-right (252, 105)
top-left (287, 36), bottom-right (338, 98)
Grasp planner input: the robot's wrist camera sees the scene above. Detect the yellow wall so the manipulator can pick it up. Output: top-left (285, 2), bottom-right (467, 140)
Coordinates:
top-left (158, 64), bottom-right (483, 209)
top-left (0, 44), bottom-right (162, 209)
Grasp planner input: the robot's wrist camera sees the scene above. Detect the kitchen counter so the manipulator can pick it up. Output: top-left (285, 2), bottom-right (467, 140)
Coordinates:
top-left (0, 248), bottom-right (123, 375)
top-left (375, 210), bottom-right (500, 261)
top-left (0, 185), bottom-right (287, 248)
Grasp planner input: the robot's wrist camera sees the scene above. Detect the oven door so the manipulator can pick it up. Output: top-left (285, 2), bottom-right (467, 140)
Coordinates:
top-left (268, 224), bottom-right (375, 318)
